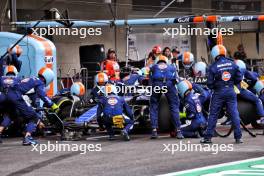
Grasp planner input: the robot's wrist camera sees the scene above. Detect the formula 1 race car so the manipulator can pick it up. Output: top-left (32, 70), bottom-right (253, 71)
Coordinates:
top-left (49, 68), bottom-right (261, 141)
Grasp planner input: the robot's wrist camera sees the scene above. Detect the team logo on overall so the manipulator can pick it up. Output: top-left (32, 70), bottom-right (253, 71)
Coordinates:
top-left (196, 104), bottom-right (202, 112)
top-left (222, 71), bottom-right (231, 81)
top-left (107, 97), bottom-right (118, 105)
top-left (158, 63), bottom-right (167, 70)
top-left (21, 78), bottom-right (30, 83)
top-left (4, 78), bottom-right (14, 85)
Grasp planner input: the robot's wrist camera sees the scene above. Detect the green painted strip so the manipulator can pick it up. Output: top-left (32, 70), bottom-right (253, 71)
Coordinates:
top-left (158, 157), bottom-right (264, 176)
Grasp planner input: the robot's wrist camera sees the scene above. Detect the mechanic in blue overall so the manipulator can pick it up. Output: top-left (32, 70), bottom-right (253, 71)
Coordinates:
top-left (96, 84), bottom-right (134, 141)
top-left (0, 65), bottom-right (38, 145)
top-left (234, 59), bottom-right (264, 120)
top-left (0, 44), bottom-right (23, 76)
top-left (90, 72), bottom-right (109, 103)
top-left (149, 55), bottom-right (183, 139)
top-left (0, 66), bottom-right (58, 145)
top-left (254, 80), bottom-right (264, 124)
top-left (201, 44), bottom-right (243, 144)
top-left (178, 51), bottom-right (195, 78)
top-left (191, 62), bottom-right (211, 111)
top-left (18, 67), bottom-right (58, 111)
top-left (177, 80), bottom-right (207, 138)
top-left (0, 66), bottom-right (19, 143)
top-left (122, 68), bottom-right (144, 86)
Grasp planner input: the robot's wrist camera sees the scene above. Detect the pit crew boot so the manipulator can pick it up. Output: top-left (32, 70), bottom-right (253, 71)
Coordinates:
top-left (257, 117), bottom-right (264, 125)
top-left (235, 138), bottom-right (243, 144)
top-left (22, 136), bottom-right (38, 146)
top-left (108, 135), bottom-right (115, 141)
top-left (176, 130), bottom-right (184, 139)
top-left (200, 138), bottom-right (212, 144)
top-left (121, 130), bottom-right (130, 141)
top-left (150, 129), bottom-right (158, 139)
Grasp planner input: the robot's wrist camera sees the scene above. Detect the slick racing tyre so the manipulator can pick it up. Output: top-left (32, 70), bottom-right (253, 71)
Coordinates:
top-left (237, 96), bottom-right (262, 129)
top-left (52, 96), bottom-right (73, 120)
top-left (158, 94), bottom-right (174, 132)
top-left (215, 96), bottom-right (257, 137)
top-left (215, 113), bottom-right (233, 138)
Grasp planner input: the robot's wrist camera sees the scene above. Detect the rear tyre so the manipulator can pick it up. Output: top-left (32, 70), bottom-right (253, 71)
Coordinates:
top-left (158, 95), bottom-right (174, 132)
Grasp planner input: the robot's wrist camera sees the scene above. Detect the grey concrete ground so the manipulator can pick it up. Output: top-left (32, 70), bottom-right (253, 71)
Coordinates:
top-left (0, 129), bottom-right (264, 176)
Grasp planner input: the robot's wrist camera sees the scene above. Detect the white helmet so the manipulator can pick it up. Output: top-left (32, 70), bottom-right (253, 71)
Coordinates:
top-left (38, 67), bottom-right (54, 86)
top-left (154, 55), bottom-right (169, 64)
top-left (71, 82), bottom-right (85, 96)
top-left (4, 65), bottom-right (18, 76)
top-left (182, 52), bottom-right (194, 69)
top-left (192, 62), bottom-right (207, 77)
top-left (211, 45), bottom-right (227, 60)
top-left (94, 72), bottom-right (109, 86)
top-left (234, 59), bottom-right (246, 72)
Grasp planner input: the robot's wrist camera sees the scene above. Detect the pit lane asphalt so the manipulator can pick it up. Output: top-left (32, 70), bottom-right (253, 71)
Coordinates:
top-left (0, 129), bottom-right (264, 176)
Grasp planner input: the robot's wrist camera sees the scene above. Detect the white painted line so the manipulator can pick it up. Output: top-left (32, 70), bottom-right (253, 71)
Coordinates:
top-left (86, 135), bottom-right (121, 140)
top-left (157, 156), bottom-right (264, 176)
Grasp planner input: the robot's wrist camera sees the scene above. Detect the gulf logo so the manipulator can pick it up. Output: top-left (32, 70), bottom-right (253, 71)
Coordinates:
top-left (222, 71), bottom-right (231, 81)
top-left (107, 97), bottom-right (118, 106)
top-left (158, 63), bottom-right (168, 70)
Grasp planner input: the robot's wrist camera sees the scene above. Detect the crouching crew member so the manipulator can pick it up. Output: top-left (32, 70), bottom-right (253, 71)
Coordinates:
top-left (149, 55), bottom-right (183, 139)
top-left (201, 45), bottom-right (243, 144)
top-left (177, 80), bottom-right (207, 138)
top-left (18, 67), bottom-right (59, 113)
top-left (90, 72), bottom-right (109, 103)
top-left (234, 59), bottom-right (264, 121)
top-left (0, 66), bottom-right (20, 143)
top-left (254, 80), bottom-right (264, 124)
top-left (0, 65), bottom-right (42, 145)
top-left (96, 84), bottom-right (134, 141)
top-left (2, 66), bottom-right (58, 145)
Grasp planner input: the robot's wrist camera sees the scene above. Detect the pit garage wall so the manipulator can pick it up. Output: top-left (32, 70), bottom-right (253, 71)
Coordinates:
top-left (12, 0), bottom-right (264, 76)
top-left (224, 32), bottom-right (264, 59)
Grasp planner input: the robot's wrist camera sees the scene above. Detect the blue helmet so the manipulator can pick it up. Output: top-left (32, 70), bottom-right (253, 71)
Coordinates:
top-left (192, 62), bottom-right (207, 77)
top-left (211, 45), bottom-right (227, 60)
top-left (71, 82), bottom-right (85, 96)
top-left (254, 80), bottom-right (264, 95)
top-left (4, 65), bottom-right (18, 76)
top-left (38, 67), bottom-right (54, 86)
top-left (176, 80), bottom-right (193, 98)
top-left (234, 59), bottom-right (246, 72)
